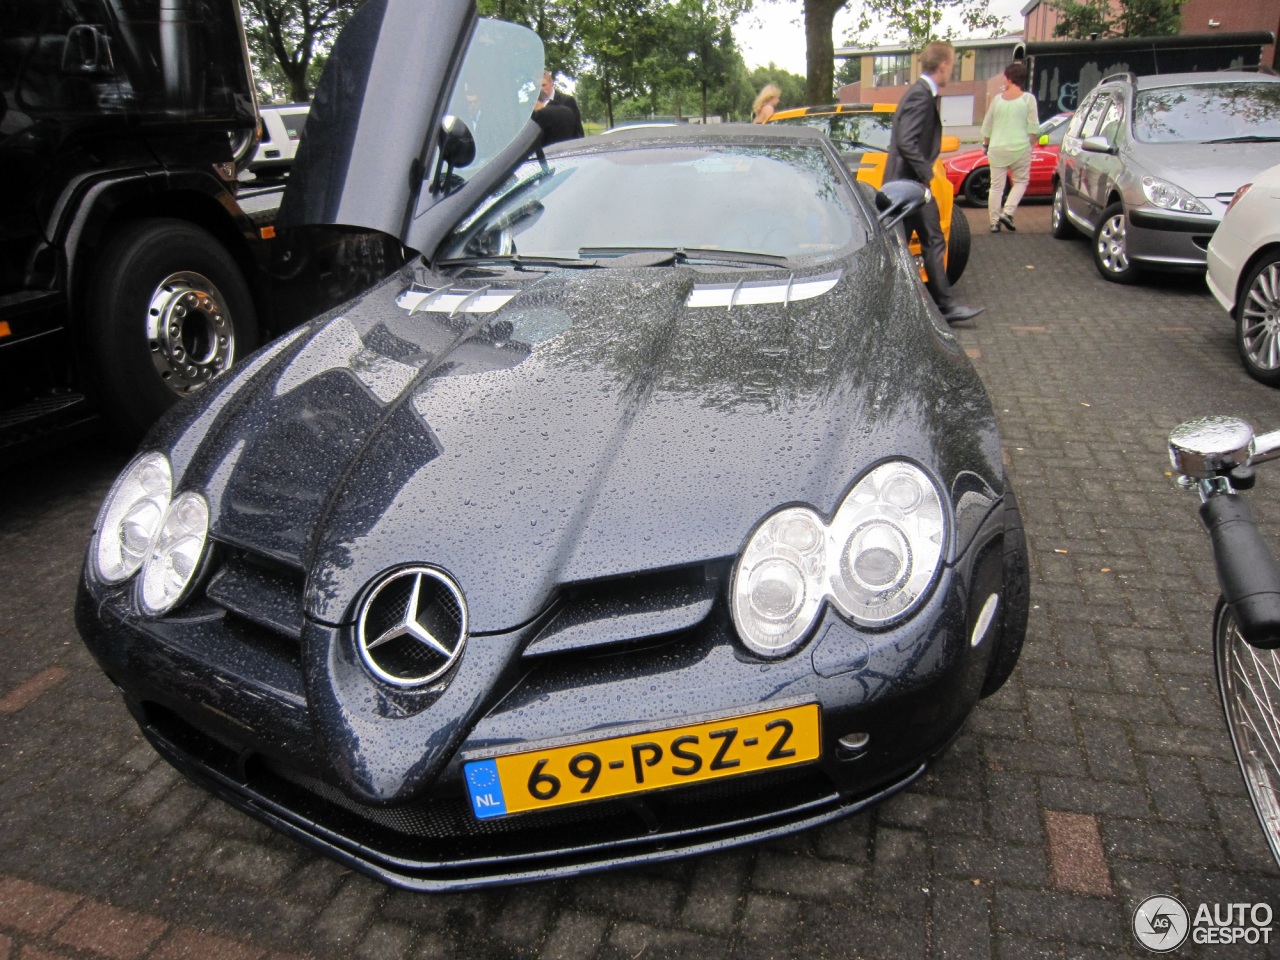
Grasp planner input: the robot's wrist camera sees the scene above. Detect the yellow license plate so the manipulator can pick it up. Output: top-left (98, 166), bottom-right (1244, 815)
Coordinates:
top-left (463, 703), bottom-right (820, 819)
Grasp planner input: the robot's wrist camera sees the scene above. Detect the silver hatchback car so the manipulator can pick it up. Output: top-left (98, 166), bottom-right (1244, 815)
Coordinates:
top-left (1051, 71), bottom-right (1280, 284)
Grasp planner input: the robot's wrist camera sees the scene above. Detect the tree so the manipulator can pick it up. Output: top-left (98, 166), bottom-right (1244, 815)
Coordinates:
top-left (849, 0), bottom-right (1004, 51)
top-left (802, 0), bottom-right (846, 106)
top-left (478, 0), bottom-right (584, 76)
top-left (242, 0), bottom-right (365, 102)
top-left (657, 0), bottom-right (749, 121)
top-left (1050, 0), bottom-right (1188, 38)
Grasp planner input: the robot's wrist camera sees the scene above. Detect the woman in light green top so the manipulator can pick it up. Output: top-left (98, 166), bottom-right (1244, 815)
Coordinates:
top-left (980, 62), bottom-right (1041, 233)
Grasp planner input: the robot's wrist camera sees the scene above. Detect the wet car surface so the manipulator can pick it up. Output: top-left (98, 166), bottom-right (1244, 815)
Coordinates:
top-left (73, 0), bottom-right (1029, 891)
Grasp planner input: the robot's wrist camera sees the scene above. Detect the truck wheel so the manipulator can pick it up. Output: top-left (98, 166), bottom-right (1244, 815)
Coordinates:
top-left (945, 207), bottom-right (970, 284)
top-left (86, 218), bottom-right (258, 439)
top-left (981, 481), bottom-right (1031, 698)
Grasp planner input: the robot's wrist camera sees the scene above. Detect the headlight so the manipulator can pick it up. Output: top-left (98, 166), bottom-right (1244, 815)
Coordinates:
top-left (732, 462), bottom-right (947, 658)
top-left (1141, 176), bottom-right (1210, 215)
top-left (92, 452), bottom-right (172, 584)
top-left (139, 491), bottom-right (209, 616)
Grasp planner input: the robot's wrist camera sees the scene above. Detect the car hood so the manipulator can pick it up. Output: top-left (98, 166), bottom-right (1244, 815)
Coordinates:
top-left (1129, 140), bottom-right (1280, 199)
top-left (158, 245), bottom-right (998, 635)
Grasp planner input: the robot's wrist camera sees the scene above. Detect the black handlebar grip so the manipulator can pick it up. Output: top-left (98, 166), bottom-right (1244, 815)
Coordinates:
top-left (1200, 495), bottom-right (1280, 649)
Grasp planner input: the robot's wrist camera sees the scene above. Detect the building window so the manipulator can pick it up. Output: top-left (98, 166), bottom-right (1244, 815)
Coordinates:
top-left (951, 50), bottom-right (966, 83)
top-left (873, 53), bottom-right (912, 87)
top-left (975, 47), bottom-right (1009, 81)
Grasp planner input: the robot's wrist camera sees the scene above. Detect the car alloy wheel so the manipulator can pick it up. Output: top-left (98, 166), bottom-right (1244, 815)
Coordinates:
top-left (1092, 202), bottom-right (1138, 284)
top-left (1237, 256), bottom-right (1280, 387)
top-left (1050, 183), bottom-right (1074, 239)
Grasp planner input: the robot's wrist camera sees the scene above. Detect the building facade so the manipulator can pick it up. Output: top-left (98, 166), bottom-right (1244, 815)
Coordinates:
top-left (833, 35), bottom-right (1024, 128)
top-left (1021, 0), bottom-right (1278, 66)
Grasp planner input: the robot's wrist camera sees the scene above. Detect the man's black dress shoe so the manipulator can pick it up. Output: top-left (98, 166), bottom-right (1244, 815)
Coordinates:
top-left (941, 304), bottom-right (984, 323)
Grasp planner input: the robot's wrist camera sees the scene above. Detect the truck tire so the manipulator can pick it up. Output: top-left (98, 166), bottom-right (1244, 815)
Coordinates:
top-left (86, 218), bottom-right (258, 440)
top-left (980, 481), bottom-right (1031, 698)
top-left (945, 207), bottom-right (970, 284)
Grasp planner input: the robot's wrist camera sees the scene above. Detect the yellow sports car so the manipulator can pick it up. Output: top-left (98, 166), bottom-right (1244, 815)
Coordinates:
top-left (768, 103), bottom-right (968, 283)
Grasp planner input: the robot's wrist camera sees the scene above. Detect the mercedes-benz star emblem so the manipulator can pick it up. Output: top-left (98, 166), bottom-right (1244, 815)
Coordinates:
top-left (356, 566), bottom-right (468, 686)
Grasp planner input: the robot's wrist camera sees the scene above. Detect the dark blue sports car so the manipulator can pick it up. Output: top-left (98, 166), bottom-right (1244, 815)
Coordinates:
top-left (75, 0), bottom-right (1029, 890)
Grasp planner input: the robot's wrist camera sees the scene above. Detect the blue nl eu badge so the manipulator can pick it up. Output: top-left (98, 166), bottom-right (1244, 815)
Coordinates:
top-left (464, 759), bottom-right (507, 819)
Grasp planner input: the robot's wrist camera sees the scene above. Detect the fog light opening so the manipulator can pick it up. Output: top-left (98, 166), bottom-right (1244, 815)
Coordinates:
top-left (971, 593), bottom-right (1000, 648)
top-left (837, 732), bottom-right (871, 760)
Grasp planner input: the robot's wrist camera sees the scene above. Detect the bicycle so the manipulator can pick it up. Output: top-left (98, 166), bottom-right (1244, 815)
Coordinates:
top-left (1170, 415), bottom-right (1280, 866)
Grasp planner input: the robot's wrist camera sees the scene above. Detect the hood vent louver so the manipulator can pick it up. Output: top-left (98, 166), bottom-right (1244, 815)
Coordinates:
top-left (523, 566), bottom-right (722, 659)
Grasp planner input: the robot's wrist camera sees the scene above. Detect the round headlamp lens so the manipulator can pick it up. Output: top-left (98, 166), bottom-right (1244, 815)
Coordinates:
top-left (828, 462), bottom-right (945, 625)
top-left (731, 507), bottom-right (827, 657)
top-left (92, 452), bottom-right (172, 584)
top-left (140, 491), bottom-right (209, 616)
top-left (748, 558), bottom-right (807, 624)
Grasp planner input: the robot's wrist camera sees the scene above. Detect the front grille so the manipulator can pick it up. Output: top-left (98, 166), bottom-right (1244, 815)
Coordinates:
top-left (205, 549), bottom-right (306, 643)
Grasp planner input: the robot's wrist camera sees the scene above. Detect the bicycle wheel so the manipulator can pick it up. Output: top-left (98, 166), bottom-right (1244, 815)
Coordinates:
top-left (1214, 597), bottom-right (1280, 866)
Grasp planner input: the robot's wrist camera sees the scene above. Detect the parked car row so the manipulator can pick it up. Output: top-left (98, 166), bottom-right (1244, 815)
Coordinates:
top-left (1040, 69), bottom-right (1280, 385)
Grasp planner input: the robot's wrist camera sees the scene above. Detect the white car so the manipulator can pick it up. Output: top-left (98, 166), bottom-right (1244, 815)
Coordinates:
top-left (249, 103), bottom-right (310, 176)
top-left (1207, 161), bottom-right (1280, 386)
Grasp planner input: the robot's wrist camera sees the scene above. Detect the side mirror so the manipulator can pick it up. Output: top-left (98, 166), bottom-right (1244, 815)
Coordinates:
top-left (1038, 134), bottom-right (1050, 146)
top-left (440, 115), bottom-right (477, 169)
top-left (431, 115), bottom-right (477, 195)
top-left (61, 24), bottom-right (115, 76)
top-left (1081, 135), bottom-right (1114, 155)
top-left (940, 135), bottom-right (960, 153)
top-left (875, 180), bottom-right (929, 231)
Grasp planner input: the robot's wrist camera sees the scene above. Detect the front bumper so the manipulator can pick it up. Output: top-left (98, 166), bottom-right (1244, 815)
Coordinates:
top-left (76, 505), bottom-right (1007, 889)
top-left (1125, 207), bottom-right (1219, 270)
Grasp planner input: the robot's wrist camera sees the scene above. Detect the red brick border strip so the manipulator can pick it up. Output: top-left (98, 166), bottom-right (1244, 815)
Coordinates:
top-left (1044, 809), bottom-right (1113, 897)
top-left (0, 875), bottom-right (304, 960)
top-left (0, 668), bottom-right (70, 716)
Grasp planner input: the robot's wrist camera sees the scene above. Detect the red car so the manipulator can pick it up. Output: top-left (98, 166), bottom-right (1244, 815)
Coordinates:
top-left (944, 112), bottom-right (1072, 206)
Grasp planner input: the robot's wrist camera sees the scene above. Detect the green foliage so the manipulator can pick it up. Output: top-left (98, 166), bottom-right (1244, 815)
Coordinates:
top-left (848, 0), bottom-right (1005, 50)
top-left (1049, 0), bottom-right (1188, 38)
top-left (242, 0), bottom-right (364, 102)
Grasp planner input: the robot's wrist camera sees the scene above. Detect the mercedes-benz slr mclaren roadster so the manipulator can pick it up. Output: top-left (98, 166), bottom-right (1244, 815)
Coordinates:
top-left (76, 0), bottom-right (1029, 890)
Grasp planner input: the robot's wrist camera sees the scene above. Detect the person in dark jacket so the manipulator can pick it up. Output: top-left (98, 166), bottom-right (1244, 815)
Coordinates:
top-left (532, 97), bottom-right (579, 145)
top-left (885, 40), bottom-right (983, 324)
top-left (540, 70), bottom-right (584, 140)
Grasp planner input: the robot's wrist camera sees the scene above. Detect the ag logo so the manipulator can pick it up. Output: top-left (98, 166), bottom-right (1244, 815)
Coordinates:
top-left (1133, 895), bottom-right (1190, 952)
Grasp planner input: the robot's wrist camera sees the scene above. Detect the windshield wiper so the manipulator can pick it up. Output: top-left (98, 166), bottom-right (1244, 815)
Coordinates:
top-left (1203, 135), bottom-right (1280, 144)
top-left (577, 246), bottom-right (790, 268)
top-left (436, 254), bottom-right (599, 270)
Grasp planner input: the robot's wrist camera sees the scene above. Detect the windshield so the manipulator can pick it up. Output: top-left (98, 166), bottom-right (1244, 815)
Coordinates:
top-left (769, 113), bottom-right (895, 151)
top-left (440, 143), bottom-right (866, 263)
top-left (1133, 82), bottom-right (1280, 143)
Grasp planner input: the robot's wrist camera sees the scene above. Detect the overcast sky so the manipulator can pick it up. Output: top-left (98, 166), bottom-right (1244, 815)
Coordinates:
top-left (735, 0), bottom-right (1030, 76)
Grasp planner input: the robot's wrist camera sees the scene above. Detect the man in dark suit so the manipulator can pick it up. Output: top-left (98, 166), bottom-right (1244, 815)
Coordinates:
top-left (885, 41), bottom-right (983, 324)
top-left (532, 97), bottom-right (579, 145)
top-left (541, 70), bottom-right (584, 140)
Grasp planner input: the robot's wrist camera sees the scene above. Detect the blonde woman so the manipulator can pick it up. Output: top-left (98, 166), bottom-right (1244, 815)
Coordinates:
top-left (752, 84), bottom-right (780, 124)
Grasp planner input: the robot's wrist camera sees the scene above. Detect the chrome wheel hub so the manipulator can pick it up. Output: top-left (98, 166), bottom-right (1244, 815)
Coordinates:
top-left (1241, 264), bottom-right (1280, 371)
top-left (145, 272), bottom-right (234, 396)
top-left (1052, 188), bottom-right (1064, 228)
top-left (1097, 214), bottom-right (1128, 273)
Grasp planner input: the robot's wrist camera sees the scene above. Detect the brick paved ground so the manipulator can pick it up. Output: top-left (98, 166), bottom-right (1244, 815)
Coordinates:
top-left (3, 203), bottom-right (1280, 959)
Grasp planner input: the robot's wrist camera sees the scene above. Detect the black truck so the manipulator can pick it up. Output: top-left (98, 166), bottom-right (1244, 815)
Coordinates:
top-left (1022, 31), bottom-right (1276, 121)
top-left (0, 0), bottom-right (401, 459)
